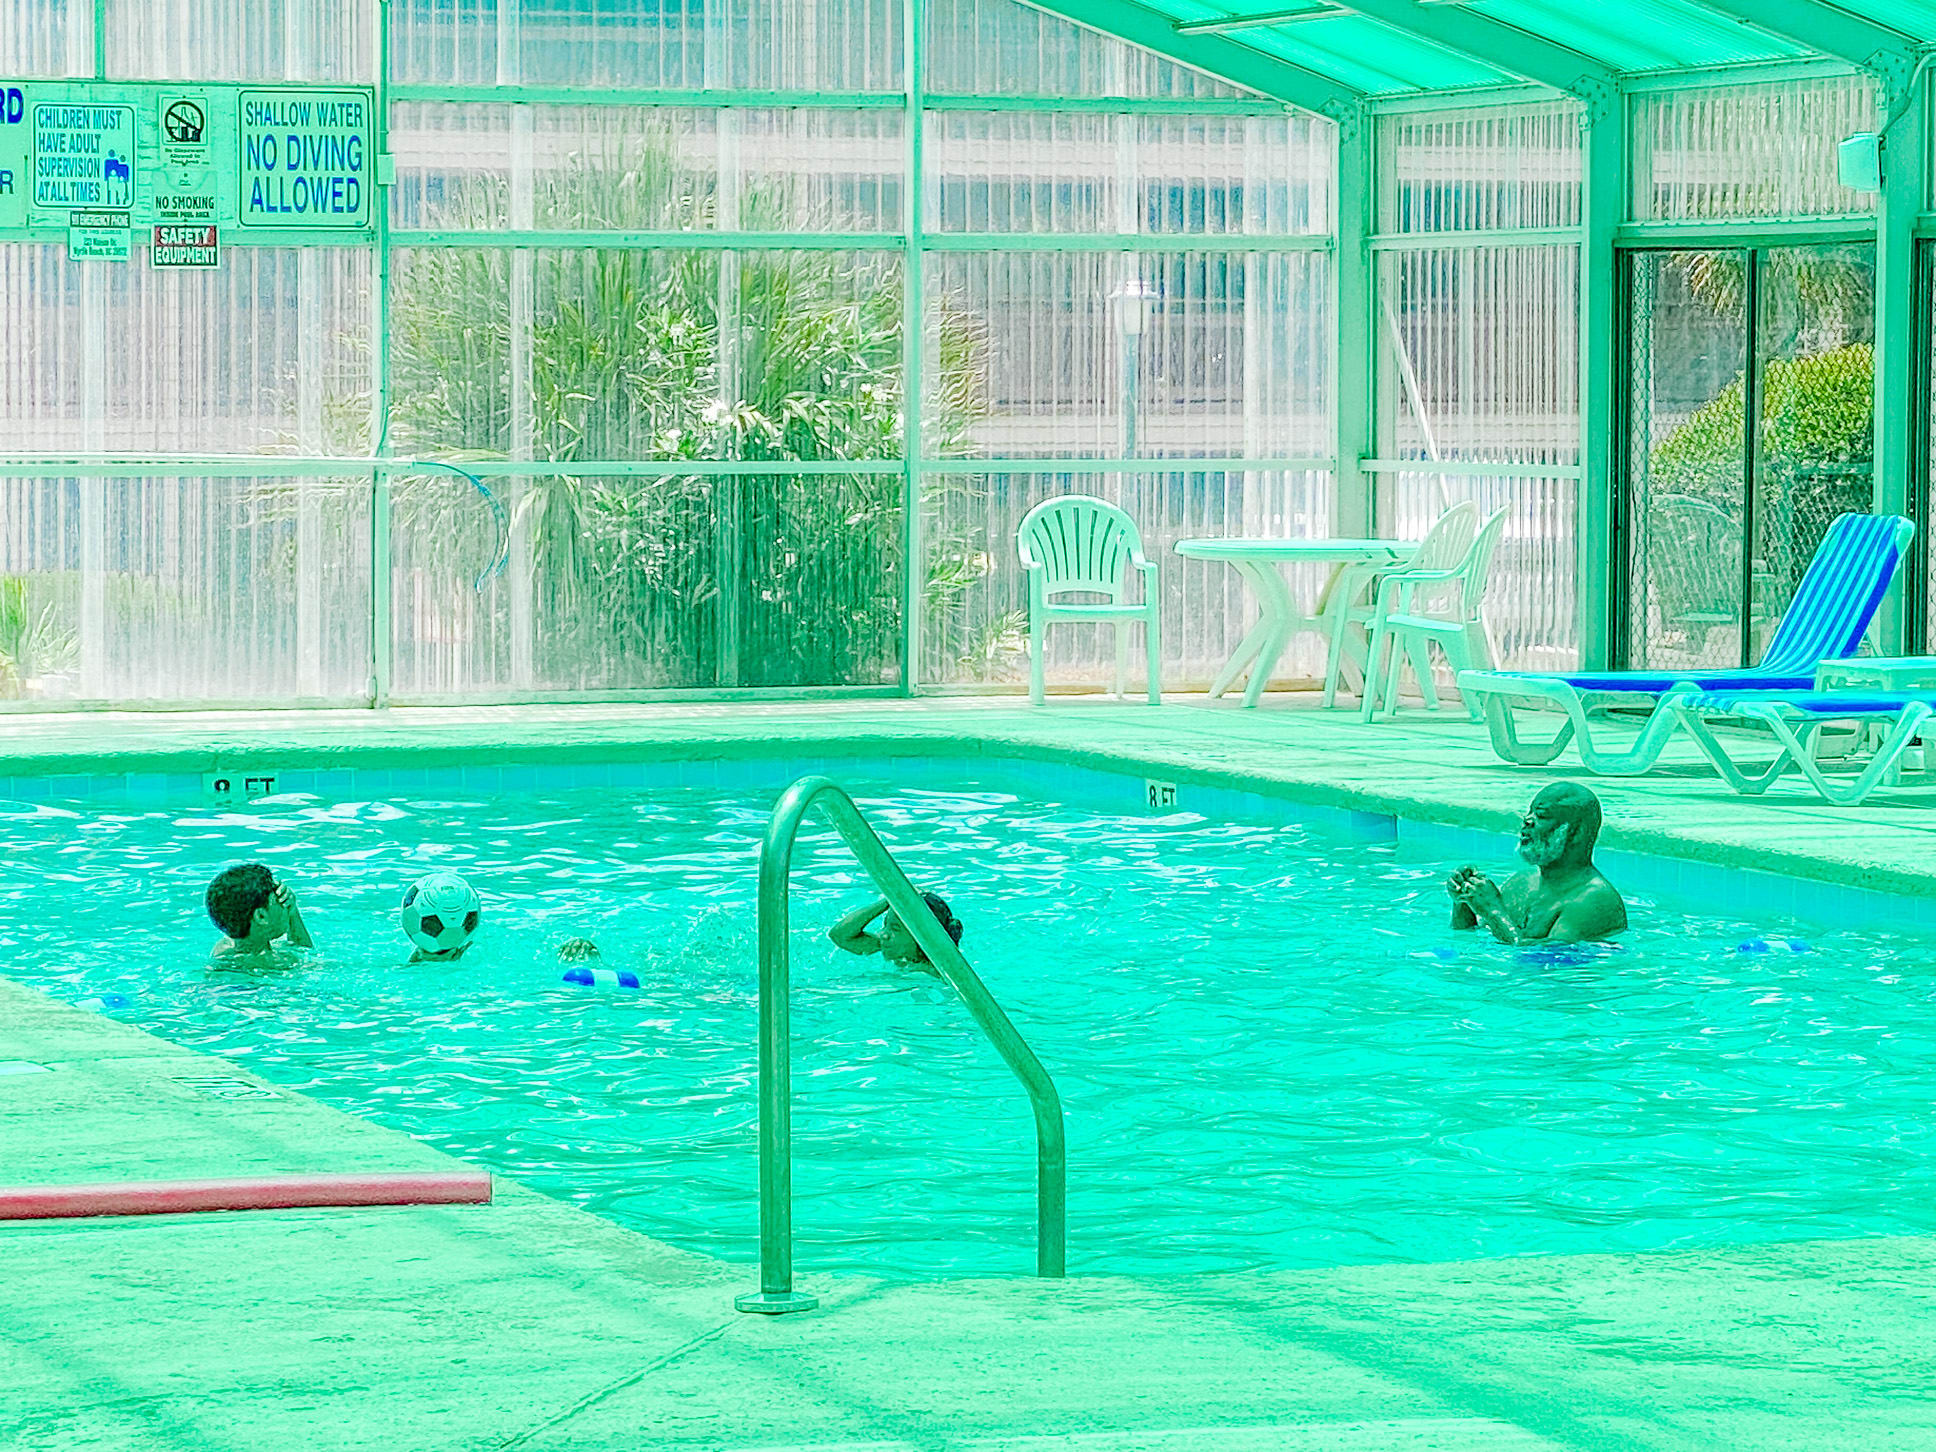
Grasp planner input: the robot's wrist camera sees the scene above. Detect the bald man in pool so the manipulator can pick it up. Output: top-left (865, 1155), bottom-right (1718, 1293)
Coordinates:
top-left (1446, 782), bottom-right (1628, 945)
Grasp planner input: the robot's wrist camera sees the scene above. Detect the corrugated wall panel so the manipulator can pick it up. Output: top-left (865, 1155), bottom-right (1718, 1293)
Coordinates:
top-left (1632, 76), bottom-right (1875, 222)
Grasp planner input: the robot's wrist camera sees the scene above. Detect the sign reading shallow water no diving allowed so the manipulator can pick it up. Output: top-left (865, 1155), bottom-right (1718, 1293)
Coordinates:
top-left (237, 88), bottom-right (372, 229)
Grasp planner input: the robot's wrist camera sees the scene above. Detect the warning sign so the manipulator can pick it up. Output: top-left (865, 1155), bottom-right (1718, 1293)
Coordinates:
top-left (155, 166), bottom-right (217, 223)
top-left (159, 95), bottom-right (208, 166)
top-left (67, 208), bottom-right (129, 260)
top-left (152, 222), bottom-right (217, 267)
top-left (0, 85), bottom-right (25, 228)
top-left (237, 88), bottom-right (371, 229)
top-left (33, 102), bottom-right (134, 209)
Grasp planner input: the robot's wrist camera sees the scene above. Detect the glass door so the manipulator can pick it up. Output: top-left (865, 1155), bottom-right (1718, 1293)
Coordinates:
top-left (1623, 244), bottom-right (1875, 669)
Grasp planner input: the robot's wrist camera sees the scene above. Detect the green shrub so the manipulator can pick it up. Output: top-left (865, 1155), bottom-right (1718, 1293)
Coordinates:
top-left (1648, 342), bottom-right (1873, 587)
top-left (384, 127), bottom-right (996, 690)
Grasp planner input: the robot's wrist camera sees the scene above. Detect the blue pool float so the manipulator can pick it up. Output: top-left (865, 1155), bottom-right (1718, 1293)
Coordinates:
top-left (562, 966), bottom-right (641, 990)
top-left (1736, 936), bottom-right (1811, 954)
top-left (74, 993), bottom-right (131, 1012)
top-left (1515, 941), bottom-right (1624, 968)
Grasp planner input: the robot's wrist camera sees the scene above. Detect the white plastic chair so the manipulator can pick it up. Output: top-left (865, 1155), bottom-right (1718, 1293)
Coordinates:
top-left (1016, 495), bottom-right (1161, 705)
top-left (1361, 506), bottom-right (1509, 722)
top-left (1321, 501), bottom-right (1478, 708)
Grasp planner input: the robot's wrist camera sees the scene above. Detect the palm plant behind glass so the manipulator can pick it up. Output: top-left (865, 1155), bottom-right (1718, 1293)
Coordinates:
top-left (384, 115), bottom-right (1001, 692)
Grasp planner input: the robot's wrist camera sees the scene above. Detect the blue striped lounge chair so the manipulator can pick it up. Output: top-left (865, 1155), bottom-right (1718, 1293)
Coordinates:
top-left (1455, 512), bottom-right (1916, 775)
top-left (1670, 689), bottom-right (1936, 805)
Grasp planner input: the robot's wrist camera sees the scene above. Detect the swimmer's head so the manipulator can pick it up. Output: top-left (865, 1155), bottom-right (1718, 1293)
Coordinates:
top-left (402, 871), bottom-right (481, 959)
top-left (878, 892), bottom-right (963, 965)
top-left (1518, 782), bottom-right (1602, 869)
top-left (557, 938), bottom-right (601, 963)
top-left (206, 863), bottom-right (285, 942)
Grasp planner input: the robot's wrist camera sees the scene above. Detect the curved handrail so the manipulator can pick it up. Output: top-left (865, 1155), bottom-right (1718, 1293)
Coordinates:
top-left (735, 775), bottom-right (1067, 1314)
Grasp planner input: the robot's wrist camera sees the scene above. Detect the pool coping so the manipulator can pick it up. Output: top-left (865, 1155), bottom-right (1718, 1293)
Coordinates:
top-left (5, 697), bottom-right (1936, 932)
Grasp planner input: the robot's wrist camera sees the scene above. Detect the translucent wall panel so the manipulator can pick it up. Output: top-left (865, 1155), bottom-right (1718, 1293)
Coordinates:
top-left (391, 105), bottom-right (902, 233)
top-left (927, 249), bottom-right (1329, 459)
top-left (389, 470), bottom-right (902, 696)
top-left (0, 475), bottom-right (372, 703)
top-left (2, 0), bottom-right (88, 76)
top-left (929, 112), bottom-right (1332, 236)
top-left (389, 247), bottom-right (901, 461)
top-left (1632, 77), bottom-right (1876, 223)
top-left (1374, 471), bottom-right (1578, 672)
top-left (1377, 103), bottom-right (1581, 234)
top-left (921, 468), bottom-right (1332, 687)
top-left (0, 244), bottom-right (373, 455)
top-left (926, 0), bottom-right (1241, 98)
top-left (386, 248), bottom-right (512, 456)
top-left (108, 0), bottom-right (373, 81)
top-left (389, 0), bottom-right (902, 91)
top-left (1377, 244), bottom-right (1580, 465)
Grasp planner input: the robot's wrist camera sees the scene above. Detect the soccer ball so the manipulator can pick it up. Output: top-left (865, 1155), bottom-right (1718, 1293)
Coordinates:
top-left (401, 871), bottom-right (481, 956)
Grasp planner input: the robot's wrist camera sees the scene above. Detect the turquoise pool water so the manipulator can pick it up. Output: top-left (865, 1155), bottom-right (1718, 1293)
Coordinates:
top-left (4, 779), bottom-right (1934, 1278)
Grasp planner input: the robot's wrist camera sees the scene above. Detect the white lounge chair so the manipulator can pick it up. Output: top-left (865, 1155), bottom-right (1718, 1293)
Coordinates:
top-left (1671, 689), bottom-right (1936, 805)
top-left (1456, 513), bottom-right (1916, 774)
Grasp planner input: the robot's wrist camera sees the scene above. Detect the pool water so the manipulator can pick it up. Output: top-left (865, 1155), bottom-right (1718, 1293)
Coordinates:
top-left (4, 780), bottom-right (1935, 1279)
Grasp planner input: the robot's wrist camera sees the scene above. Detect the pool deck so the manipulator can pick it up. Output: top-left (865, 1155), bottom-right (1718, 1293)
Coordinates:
top-left (6, 693), bottom-right (1936, 1450)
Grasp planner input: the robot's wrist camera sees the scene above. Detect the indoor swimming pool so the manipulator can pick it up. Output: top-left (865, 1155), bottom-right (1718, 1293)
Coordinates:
top-left (5, 774), bottom-right (1932, 1279)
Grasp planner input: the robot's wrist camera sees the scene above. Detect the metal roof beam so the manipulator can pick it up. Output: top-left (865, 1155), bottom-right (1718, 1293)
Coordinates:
top-left (1017, 0), bottom-right (1365, 123)
top-left (1329, 0), bottom-right (1617, 113)
top-left (1682, 0), bottom-right (1919, 97)
top-left (1175, 5), bottom-right (1346, 35)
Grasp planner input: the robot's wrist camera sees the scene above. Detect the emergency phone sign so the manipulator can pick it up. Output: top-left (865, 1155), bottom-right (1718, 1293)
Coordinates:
top-left (237, 88), bottom-right (371, 228)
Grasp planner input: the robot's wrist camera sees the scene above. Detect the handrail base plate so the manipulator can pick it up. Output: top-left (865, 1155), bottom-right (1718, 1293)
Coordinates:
top-left (735, 1289), bottom-right (820, 1315)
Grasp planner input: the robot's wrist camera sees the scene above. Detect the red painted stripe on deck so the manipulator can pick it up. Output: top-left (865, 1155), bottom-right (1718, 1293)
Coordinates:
top-left (0, 1171), bottom-right (493, 1220)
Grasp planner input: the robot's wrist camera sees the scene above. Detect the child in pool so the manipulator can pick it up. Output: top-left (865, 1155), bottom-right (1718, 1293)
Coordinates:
top-left (206, 863), bottom-right (314, 965)
top-left (829, 892), bottom-right (963, 968)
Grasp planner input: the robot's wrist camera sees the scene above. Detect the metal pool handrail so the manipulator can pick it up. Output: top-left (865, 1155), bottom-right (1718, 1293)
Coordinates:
top-left (735, 775), bottom-right (1067, 1315)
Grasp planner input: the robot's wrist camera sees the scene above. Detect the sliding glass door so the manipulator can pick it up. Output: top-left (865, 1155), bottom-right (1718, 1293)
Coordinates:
top-left (1623, 244), bottom-right (1875, 669)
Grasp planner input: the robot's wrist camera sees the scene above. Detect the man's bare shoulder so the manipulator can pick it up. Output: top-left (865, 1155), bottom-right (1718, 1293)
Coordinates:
top-left (1559, 876), bottom-right (1628, 936)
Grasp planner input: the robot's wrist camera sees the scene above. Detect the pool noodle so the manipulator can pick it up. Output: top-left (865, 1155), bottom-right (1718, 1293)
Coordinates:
top-left (0, 1170), bottom-right (492, 1220)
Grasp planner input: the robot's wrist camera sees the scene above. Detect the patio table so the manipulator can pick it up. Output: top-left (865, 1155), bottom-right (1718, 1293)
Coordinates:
top-left (1173, 538), bottom-right (1407, 708)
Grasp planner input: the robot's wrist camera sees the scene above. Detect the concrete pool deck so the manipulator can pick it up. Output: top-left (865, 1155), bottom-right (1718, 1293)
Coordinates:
top-left (6, 693), bottom-right (1936, 1449)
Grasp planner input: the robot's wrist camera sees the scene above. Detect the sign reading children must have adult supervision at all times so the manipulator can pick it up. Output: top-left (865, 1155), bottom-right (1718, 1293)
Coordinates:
top-left (33, 102), bottom-right (135, 210)
top-left (237, 88), bottom-right (371, 229)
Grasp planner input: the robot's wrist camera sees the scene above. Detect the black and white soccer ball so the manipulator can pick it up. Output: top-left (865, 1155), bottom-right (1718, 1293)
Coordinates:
top-left (401, 871), bottom-right (481, 955)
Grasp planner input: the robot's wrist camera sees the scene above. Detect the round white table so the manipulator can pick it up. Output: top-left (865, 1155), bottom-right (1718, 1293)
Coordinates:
top-left (1174, 538), bottom-right (1407, 707)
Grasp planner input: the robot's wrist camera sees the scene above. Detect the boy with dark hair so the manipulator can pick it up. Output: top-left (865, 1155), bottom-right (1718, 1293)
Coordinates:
top-left (205, 862), bottom-right (314, 963)
top-left (830, 891), bottom-right (964, 968)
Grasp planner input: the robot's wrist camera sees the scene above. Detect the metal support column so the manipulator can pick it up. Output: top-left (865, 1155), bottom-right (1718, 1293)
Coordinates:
top-left (1874, 69), bottom-right (1927, 652)
top-left (1333, 108), bottom-right (1373, 539)
top-left (1578, 93), bottom-right (1623, 670)
top-left (504, 6), bottom-right (536, 691)
top-left (901, 0), bottom-right (926, 692)
top-left (369, 0), bottom-right (394, 707)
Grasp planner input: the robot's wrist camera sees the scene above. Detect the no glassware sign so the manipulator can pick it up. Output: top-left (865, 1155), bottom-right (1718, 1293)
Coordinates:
top-left (237, 88), bottom-right (371, 229)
